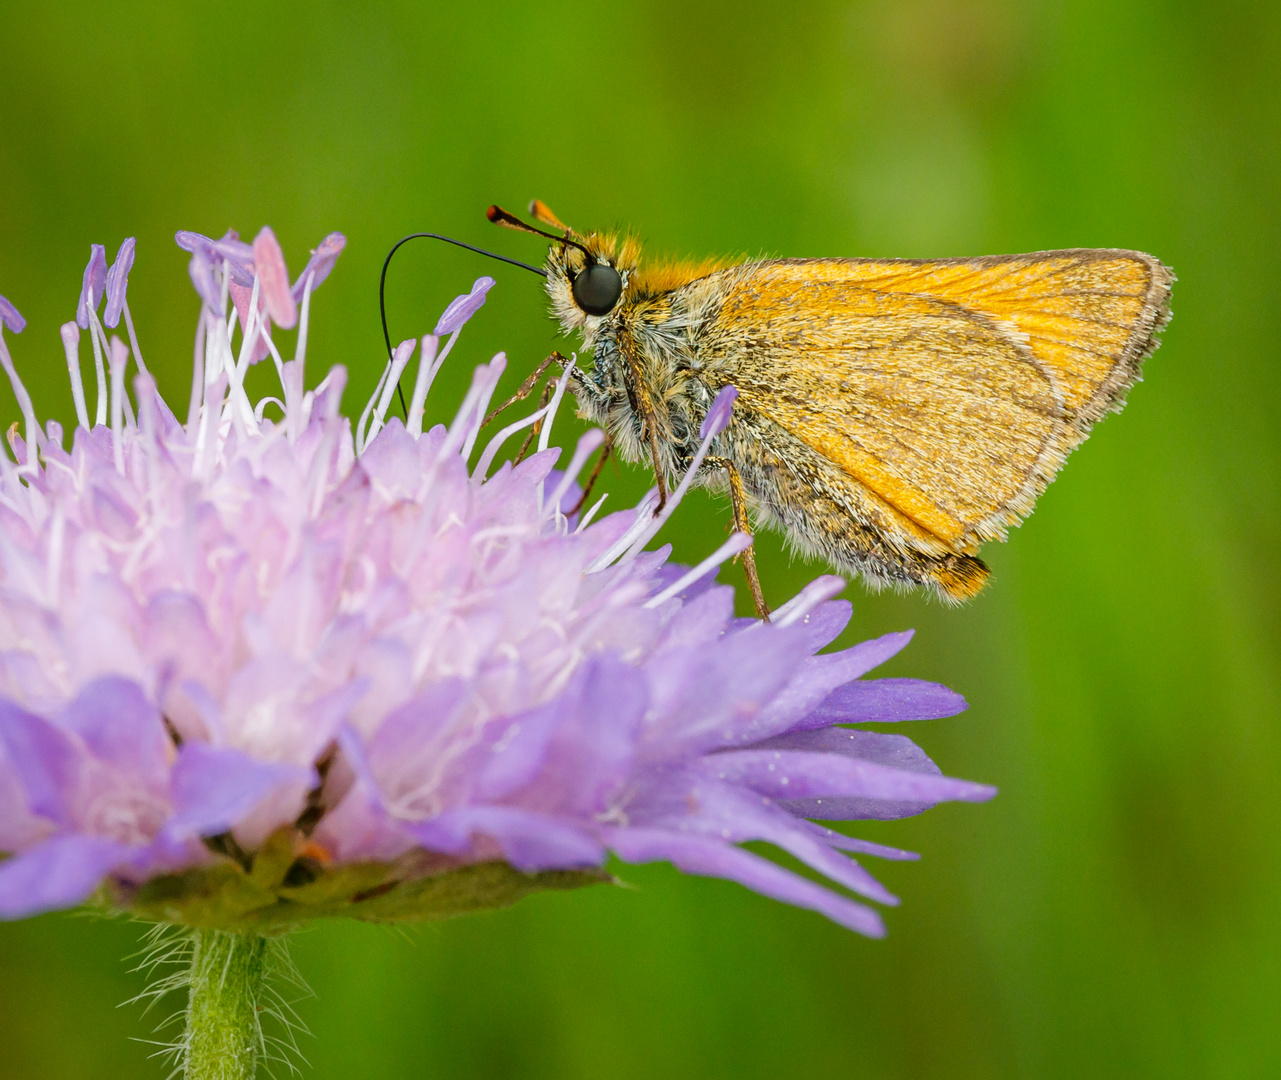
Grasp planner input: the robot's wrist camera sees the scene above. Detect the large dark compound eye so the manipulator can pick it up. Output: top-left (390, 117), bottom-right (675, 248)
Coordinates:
top-left (571, 262), bottom-right (623, 315)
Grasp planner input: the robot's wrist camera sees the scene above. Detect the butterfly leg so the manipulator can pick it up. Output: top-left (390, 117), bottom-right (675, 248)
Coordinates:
top-left (567, 432), bottom-right (613, 517)
top-left (482, 351), bottom-right (564, 429)
top-left (705, 456), bottom-right (770, 621)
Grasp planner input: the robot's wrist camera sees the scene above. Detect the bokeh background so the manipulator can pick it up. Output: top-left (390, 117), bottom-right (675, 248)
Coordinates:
top-left (1, 1), bottom-right (1278, 1077)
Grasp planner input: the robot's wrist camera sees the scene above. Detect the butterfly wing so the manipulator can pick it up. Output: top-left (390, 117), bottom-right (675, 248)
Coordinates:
top-left (700, 250), bottom-right (1172, 577)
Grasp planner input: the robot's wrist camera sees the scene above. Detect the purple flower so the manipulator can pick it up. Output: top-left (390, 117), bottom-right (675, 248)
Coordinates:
top-left (0, 227), bottom-right (994, 935)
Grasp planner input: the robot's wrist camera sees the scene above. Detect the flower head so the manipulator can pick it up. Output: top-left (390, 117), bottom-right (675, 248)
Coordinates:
top-left (0, 229), bottom-right (994, 937)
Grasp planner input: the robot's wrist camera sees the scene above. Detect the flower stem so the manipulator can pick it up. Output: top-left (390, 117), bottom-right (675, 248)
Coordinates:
top-left (182, 930), bottom-right (269, 1080)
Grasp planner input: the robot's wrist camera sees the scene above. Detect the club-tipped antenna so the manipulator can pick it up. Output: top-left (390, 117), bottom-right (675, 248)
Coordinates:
top-left (380, 232), bottom-right (547, 415)
top-left (486, 205), bottom-right (596, 261)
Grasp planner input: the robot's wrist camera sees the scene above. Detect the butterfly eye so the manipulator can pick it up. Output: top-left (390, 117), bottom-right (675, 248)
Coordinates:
top-left (571, 263), bottom-right (622, 316)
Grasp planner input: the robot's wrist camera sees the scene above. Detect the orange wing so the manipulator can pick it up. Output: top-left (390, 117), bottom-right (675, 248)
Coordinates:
top-left (705, 250), bottom-right (1172, 550)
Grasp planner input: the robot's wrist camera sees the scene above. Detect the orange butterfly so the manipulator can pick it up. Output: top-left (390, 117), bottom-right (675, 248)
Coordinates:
top-left (489, 202), bottom-right (1173, 617)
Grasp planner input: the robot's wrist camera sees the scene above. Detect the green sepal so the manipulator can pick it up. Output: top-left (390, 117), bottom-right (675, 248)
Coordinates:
top-left (101, 848), bottom-right (610, 931)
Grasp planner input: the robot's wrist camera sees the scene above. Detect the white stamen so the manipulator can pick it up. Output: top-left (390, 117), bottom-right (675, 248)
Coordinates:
top-left (461, 353), bottom-right (507, 463)
top-left (585, 489), bottom-right (661, 572)
top-left (472, 398), bottom-right (555, 480)
top-left (355, 360), bottom-right (391, 455)
top-left (86, 289), bottom-right (108, 426)
top-left (108, 336), bottom-right (129, 475)
top-left (193, 374), bottom-right (228, 481)
top-left (60, 324), bottom-right (91, 431)
top-left (253, 397), bottom-right (286, 423)
top-left (573, 493), bottom-right (608, 532)
top-left (122, 300), bottom-right (147, 374)
top-left (0, 332), bottom-right (42, 472)
top-left (770, 575), bottom-right (847, 627)
top-left (537, 356), bottom-right (576, 456)
top-left (366, 338), bottom-right (417, 447)
top-left (407, 334), bottom-right (440, 438)
top-left (643, 532), bottom-right (752, 608)
top-left (543, 429), bottom-right (605, 518)
top-left (616, 417), bottom-right (722, 564)
top-left (437, 363), bottom-right (493, 461)
top-left (185, 311), bottom-right (207, 438)
top-left (288, 271), bottom-right (316, 442)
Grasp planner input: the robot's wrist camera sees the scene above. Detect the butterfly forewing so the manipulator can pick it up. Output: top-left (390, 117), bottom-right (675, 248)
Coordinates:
top-left (703, 250), bottom-right (1171, 550)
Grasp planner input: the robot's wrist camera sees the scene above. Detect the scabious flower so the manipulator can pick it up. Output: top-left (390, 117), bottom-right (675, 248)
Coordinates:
top-left (0, 228), bottom-right (995, 945)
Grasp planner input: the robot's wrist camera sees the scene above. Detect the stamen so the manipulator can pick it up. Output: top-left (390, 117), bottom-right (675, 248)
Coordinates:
top-left (367, 338), bottom-right (417, 446)
top-left (543, 429), bottom-right (606, 518)
top-left (185, 311), bottom-right (208, 438)
top-left (355, 361), bottom-right (391, 455)
top-left (536, 356), bottom-right (577, 456)
top-left (60, 322), bottom-right (91, 431)
top-left (585, 490), bottom-right (661, 572)
top-left (643, 532), bottom-right (753, 608)
top-left (460, 353), bottom-right (508, 463)
top-left (573, 493), bottom-right (609, 532)
top-left (769, 575), bottom-right (847, 627)
top-left (438, 362), bottom-right (497, 461)
top-left (122, 302), bottom-right (147, 374)
top-left (0, 331), bottom-right (41, 472)
top-left (86, 289), bottom-right (108, 426)
top-left (109, 336), bottom-right (129, 475)
top-left (406, 335), bottom-right (440, 438)
top-left (615, 385), bottom-right (739, 565)
top-left (472, 397), bottom-right (555, 480)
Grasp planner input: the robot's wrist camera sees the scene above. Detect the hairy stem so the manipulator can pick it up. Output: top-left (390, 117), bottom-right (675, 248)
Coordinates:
top-left (182, 930), bottom-right (268, 1080)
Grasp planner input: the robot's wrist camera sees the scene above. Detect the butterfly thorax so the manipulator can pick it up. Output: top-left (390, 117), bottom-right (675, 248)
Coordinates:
top-left (545, 234), bottom-right (747, 482)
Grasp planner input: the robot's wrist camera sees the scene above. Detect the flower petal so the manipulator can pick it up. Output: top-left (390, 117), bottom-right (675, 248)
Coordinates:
top-left (606, 827), bottom-right (886, 937)
top-left (166, 743), bottom-right (312, 838)
top-left (0, 834), bottom-right (132, 918)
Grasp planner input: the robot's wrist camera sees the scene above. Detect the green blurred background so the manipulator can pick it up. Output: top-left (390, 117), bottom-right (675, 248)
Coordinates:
top-left (1, 1), bottom-right (1278, 1077)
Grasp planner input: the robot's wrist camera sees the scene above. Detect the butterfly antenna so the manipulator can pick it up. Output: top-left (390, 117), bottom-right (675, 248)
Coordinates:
top-left (486, 205), bottom-right (596, 261)
top-left (379, 232), bottom-right (547, 415)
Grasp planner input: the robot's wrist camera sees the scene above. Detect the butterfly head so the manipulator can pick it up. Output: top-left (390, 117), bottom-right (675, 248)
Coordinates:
top-left (487, 203), bottom-right (640, 334)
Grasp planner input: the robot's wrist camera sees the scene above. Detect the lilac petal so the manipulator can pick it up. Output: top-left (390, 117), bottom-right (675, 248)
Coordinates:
top-left (0, 834), bottom-right (132, 918)
top-left (804, 678), bottom-right (967, 726)
top-left (166, 743), bottom-right (312, 838)
top-left (76, 244), bottom-right (108, 329)
top-left (103, 237), bottom-right (135, 328)
top-left (434, 276), bottom-right (495, 335)
top-left (291, 232), bottom-right (346, 300)
top-left (0, 700), bottom-right (80, 827)
top-left (0, 294), bottom-right (25, 334)
top-left (407, 806), bottom-right (604, 872)
top-left (475, 655), bottom-right (645, 813)
top-left (252, 226), bottom-right (297, 329)
top-left (800, 820), bottom-right (920, 861)
top-left (777, 630), bottom-right (918, 734)
top-left (606, 827), bottom-right (886, 937)
top-left (58, 676), bottom-right (169, 789)
top-left (699, 385), bottom-right (738, 440)
top-left (629, 771), bottom-right (898, 904)
top-left (704, 748), bottom-right (995, 804)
